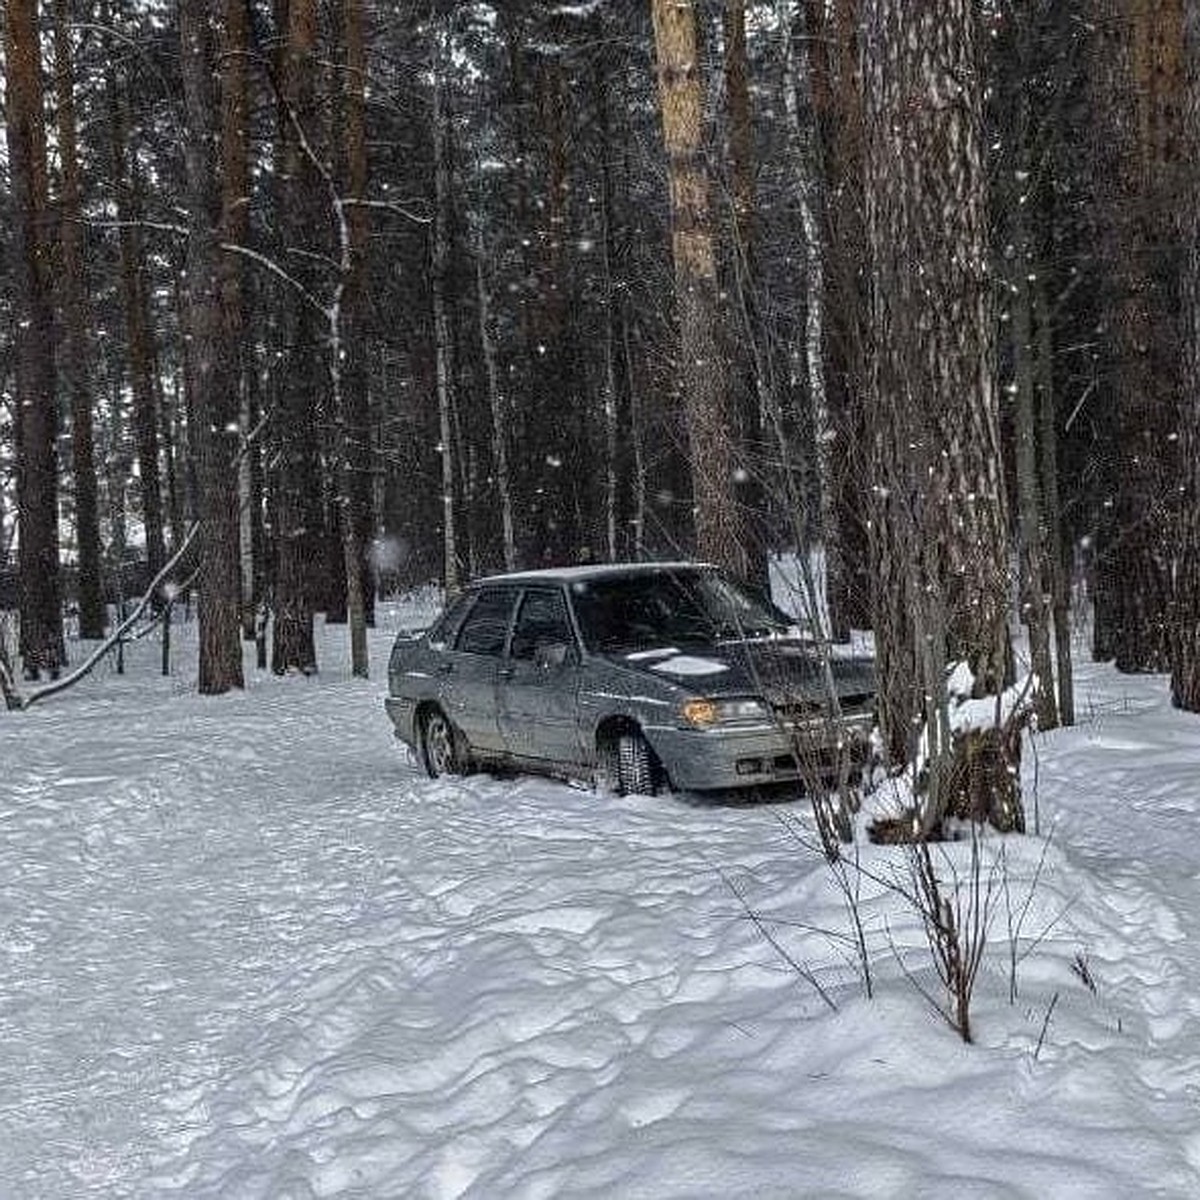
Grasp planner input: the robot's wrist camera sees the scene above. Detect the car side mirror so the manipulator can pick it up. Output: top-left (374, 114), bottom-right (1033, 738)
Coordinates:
top-left (535, 641), bottom-right (575, 670)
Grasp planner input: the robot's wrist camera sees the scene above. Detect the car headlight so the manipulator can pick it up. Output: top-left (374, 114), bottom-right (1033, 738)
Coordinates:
top-left (680, 697), bottom-right (770, 728)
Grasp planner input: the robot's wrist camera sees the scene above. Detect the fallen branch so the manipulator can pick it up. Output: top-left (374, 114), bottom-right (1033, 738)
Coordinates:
top-left (14, 524), bottom-right (200, 711)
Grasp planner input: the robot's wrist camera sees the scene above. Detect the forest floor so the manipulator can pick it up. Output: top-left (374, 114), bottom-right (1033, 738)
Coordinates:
top-left (2, 602), bottom-right (1199, 1197)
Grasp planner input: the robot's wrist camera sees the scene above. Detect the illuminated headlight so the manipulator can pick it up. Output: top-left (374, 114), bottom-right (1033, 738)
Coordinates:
top-left (680, 697), bottom-right (770, 728)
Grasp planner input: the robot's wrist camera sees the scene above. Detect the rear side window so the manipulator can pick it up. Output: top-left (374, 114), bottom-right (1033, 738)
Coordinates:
top-left (510, 588), bottom-right (574, 660)
top-left (455, 588), bottom-right (517, 657)
top-left (426, 593), bottom-right (472, 647)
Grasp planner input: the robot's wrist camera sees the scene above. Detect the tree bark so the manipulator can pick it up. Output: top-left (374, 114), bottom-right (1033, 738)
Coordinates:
top-left (104, 24), bottom-right (167, 584)
top-left (1172, 0), bottom-right (1200, 710)
top-left (179, 0), bottom-right (245, 694)
top-left (1009, 71), bottom-right (1058, 731)
top-left (723, 0), bottom-right (769, 590)
top-left (272, 0), bottom-right (320, 674)
top-left (1033, 273), bottom-right (1075, 726)
top-left (53, 0), bottom-right (104, 640)
top-left (475, 223), bottom-right (517, 571)
top-left (6, 0), bottom-right (65, 679)
top-left (864, 0), bottom-right (1022, 832)
top-left (1096, 0), bottom-right (1184, 673)
top-left (651, 0), bottom-right (746, 581)
top-left (804, 0), bottom-right (872, 637)
top-left (340, 0), bottom-right (375, 634)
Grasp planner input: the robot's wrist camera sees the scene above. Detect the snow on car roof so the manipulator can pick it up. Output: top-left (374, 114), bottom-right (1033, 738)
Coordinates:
top-left (470, 561), bottom-right (719, 586)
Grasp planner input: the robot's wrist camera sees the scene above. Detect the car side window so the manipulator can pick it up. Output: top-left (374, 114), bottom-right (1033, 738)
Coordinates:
top-left (454, 588), bottom-right (516, 657)
top-left (426, 593), bottom-right (472, 648)
top-left (510, 589), bottom-right (575, 661)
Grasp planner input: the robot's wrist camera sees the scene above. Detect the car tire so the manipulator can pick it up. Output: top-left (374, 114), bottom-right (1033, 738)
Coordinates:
top-left (420, 707), bottom-right (465, 779)
top-left (615, 729), bottom-right (658, 797)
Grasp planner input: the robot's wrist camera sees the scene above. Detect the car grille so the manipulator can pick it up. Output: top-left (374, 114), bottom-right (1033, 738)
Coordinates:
top-left (773, 693), bottom-right (873, 724)
top-left (773, 698), bottom-right (823, 722)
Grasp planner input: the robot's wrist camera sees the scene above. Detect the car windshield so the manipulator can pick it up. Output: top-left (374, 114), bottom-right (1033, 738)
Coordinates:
top-left (570, 569), bottom-right (798, 653)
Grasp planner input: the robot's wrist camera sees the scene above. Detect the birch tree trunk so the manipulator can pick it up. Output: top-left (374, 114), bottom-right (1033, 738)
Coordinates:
top-left (340, 0), bottom-right (375, 638)
top-left (431, 28), bottom-right (460, 594)
top-left (474, 222), bottom-right (516, 571)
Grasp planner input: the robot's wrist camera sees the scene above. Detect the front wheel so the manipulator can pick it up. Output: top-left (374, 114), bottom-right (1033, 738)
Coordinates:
top-left (420, 708), bottom-right (465, 779)
top-left (602, 728), bottom-right (660, 797)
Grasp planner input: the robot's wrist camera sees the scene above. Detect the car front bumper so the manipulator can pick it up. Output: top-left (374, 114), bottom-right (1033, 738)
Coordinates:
top-left (643, 715), bottom-right (874, 791)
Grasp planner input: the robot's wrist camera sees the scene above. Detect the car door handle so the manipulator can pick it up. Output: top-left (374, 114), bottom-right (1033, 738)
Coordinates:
top-left (437, 662), bottom-right (455, 675)
top-left (497, 666), bottom-right (514, 681)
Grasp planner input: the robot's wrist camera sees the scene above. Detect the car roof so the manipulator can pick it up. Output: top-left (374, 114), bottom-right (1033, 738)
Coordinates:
top-left (467, 561), bottom-right (719, 588)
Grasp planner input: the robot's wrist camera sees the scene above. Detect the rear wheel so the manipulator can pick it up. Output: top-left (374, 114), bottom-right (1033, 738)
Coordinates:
top-left (421, 707), bottom-right (465, 779)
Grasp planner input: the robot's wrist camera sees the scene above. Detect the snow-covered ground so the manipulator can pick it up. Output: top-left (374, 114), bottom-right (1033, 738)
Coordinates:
top-left (2, 606), bottom-right (1200, 1197)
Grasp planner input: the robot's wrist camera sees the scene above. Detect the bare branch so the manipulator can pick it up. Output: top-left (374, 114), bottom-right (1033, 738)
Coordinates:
top-left (218, 242), bottom-right (327, 318)
top-left (17, 524), bottom-right (201, 711)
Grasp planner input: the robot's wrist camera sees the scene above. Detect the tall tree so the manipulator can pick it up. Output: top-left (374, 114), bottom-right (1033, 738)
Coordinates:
top-left (1171, 0), bottom-right (1200, 710)
top-left (179, 0), bottom-right (245, 694)
top-left (804, 0), bottom-right (871, 637)
top-left (431, 20), bottom-right (460, 594)
top-left (272, 0), bottom-right (321, 674)
top-left (1092, 0), bottom-right (1185, 672)
top-left (104, 11), bottom-right (168, 584)
top-left (5, 0), bottom-right (65, 678)
top-left (864, 0), bottom-right (1022, 831)
top-left (53, 0), bottom-right (104, 640)
top-left (651, 0), bottom-right (746, 580)
top-left (339, 0), bottom-right (375, 631)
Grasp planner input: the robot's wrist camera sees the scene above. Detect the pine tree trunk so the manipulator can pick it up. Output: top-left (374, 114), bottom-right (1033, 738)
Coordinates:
top-left (651, 0), bottom-right (746, 581)
top-left (1171, 2), bottom-right (1200, 710)
top-left (805, 0), bottom-right (872, 636)
top-left (52, 0), bottom-right (104, 640)
top-left (105, 40), bottom-right (166, 584)
top-left (1097, 0), bottom-right (1184, 673)
top-left (179, 0), bottom-right (244, 695)
top-left (6, 0), bottom-right (65, 679)
top-left (272, 0), bottom-right (320, 674)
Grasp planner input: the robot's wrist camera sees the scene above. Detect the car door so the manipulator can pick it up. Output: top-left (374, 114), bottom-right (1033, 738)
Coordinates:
top-left (497, 586), bottom-right (585, 766)
top-left (442, 586), bottom-right (518, 755)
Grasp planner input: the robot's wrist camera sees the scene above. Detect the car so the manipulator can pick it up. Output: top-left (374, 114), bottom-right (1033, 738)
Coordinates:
top-left (384, 562), bottom-right (876, 796)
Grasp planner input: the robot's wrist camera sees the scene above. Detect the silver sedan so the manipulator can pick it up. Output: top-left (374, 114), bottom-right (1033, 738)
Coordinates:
top-left (385, 563), bottom-right (875, 795)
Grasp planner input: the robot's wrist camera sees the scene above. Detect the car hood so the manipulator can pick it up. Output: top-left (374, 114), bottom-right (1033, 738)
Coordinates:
top-left (605, 640), bottom-right (875, 704)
